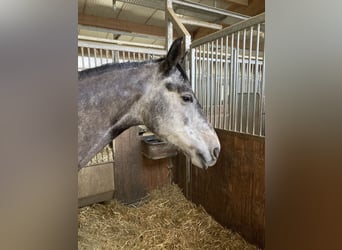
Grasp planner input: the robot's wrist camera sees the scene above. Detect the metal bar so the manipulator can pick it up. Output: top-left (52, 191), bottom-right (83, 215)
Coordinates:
top-left (191, 13), bottom-right (264, 48)
top-left (166, 0), bottom-right (174, 50)
top-left (260, 51), bottom-right (266, 136)
top-left (177, 15), bottom-right (222, 30)
top-left (219, 37), bottom-right (223, 128)
top-left (210, 40), bottom-right (214, 124)
top-left (252, 24), bottom-right (260, 135)
top-left (191, 47), bottom-right (196, 92)
top-left (78, 35), bottom-right (164, 49)
top-left (214, 39), bottom-right (218, 127)
top-left (78, 41), bottom-right (166, 56)
top-left (78, 23), bottom-right (166, 41)
top-left (105, 49), bottom-right (109, 64)
top-left (246, 26), bottom-right (253, 133)
top-left (127, 51), bottom-right (131, 61)
top-left (234, 31), bottom-right (240, 131)
top-left (206, 42), bottom-right (210, 119)
top-left (223, 35), bottom-right (228, 130)
top-left (173, 0), bottom-right (249, 20)
top-left (94, 48), bottom-right (97, 67)
top-left (81, 47), bottom-right (85, 70)
top-left (87, 47), bottom-right (91, 69)
top-left (240, 28), bottom-right (246, 133)
top-left (100, 49), bottom-right (103, 65)
top-left (198, 46), bottom-right (203, 107)
top-left (229, 34), bottom-right (234, 131)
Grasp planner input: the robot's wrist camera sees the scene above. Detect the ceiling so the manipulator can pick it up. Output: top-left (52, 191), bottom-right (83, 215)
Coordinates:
top-left (78, 0), bottom-right (264, 46)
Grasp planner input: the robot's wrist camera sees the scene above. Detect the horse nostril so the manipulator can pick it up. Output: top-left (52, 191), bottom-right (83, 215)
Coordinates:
top-left (213, 147), bottom-right (220, 159)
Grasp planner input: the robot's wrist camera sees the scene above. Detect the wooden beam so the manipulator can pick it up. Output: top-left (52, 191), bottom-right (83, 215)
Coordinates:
top-left (78, 13), bottom-right (166, 38)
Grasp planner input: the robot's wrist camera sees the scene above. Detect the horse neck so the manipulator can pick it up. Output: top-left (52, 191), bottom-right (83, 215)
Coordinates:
top-left (83, 62), bottom-right (159, 128)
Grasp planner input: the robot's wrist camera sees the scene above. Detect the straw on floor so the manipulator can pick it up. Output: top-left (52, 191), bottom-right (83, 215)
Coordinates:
top-left (78, 184), bottom-right (258, 250)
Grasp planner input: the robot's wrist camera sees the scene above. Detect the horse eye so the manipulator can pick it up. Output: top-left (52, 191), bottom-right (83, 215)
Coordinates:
top-left (181, 95), bottom-right (193, 103)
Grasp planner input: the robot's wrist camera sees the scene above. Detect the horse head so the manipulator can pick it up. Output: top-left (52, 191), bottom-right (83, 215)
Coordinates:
top-left (141, 38), bottom-right (221, 169)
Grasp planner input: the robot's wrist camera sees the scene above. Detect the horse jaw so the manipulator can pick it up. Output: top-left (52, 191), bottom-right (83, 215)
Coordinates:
top-left (162, 125), bottom-right (221, 170)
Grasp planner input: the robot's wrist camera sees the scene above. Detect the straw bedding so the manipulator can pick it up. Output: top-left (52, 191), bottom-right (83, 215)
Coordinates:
top-left (78, 184), bottom-right (258, 250)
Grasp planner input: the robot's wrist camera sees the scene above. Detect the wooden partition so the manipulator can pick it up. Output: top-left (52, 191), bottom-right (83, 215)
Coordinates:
top-left (114, 126), bottom-right (172, 204)
top-left (173, 129), bottom-right (265, 249)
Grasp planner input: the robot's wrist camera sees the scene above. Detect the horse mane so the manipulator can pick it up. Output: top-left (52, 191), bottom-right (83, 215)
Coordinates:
top-left (78, 58), bottom-right (165, 80)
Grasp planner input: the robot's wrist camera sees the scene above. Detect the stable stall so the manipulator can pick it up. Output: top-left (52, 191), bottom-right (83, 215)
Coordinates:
top-left (78, 1), bottom-right (265, 248)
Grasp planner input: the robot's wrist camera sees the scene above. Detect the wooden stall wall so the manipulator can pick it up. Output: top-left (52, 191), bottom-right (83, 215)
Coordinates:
top-left (114, 126), bottom-right (172, 204)
top-left (173, 129), bottom-right (265, 249)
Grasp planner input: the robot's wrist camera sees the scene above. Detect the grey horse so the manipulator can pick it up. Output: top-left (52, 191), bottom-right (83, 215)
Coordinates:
top-left (78, 38), bottom-right (220, 170)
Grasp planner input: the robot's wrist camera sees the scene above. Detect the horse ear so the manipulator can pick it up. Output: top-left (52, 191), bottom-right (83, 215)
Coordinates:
top-left (161, 37), bottom-right (183, 73)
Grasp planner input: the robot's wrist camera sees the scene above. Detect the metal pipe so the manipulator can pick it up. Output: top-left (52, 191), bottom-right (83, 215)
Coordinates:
top-left (206, 42), bottom-right (210, 119)
top-left (229, 34), bottom-right (234, 131)
top-left (214, 39), bottom-right (218, 127)
top-left (94, 48), bottom-right (97, 67)
top-left (246, 26), bottom-right (253, 133)
top-left (173, 0), bottom-right (249, 20)
top-left (234, 31), bottom-right (240, 132)
top-left (240, 28), bottom-right (247, 133)
top-left (105, 49), bottom-right (109, 64)
top-left (100, 49), bottom-right (103, 64)
top-left (252, 24), bottom-right (260, 135)
top-left (210, 40), bottom-right (214, 124)
top-left (81, 47), bottom-right (85, 69)
top-left (191, 47), bottom-right (196, 92)
top-left (78, 35), bottom-right (164, 49)
top-left (191, 13), bottom-right (264, 49)
top-left (219, 37), bottom-right (223, 128)
top-left (177, 15), bottom-right (222, 30)
top-left (223, 35), bottom-right (228, 130)
top-left (78, 40), bottom-right (166, 56)
top-left (198, 45), bottom-right (203, 107)
top-left (260, 51), bottom-right (266, 136)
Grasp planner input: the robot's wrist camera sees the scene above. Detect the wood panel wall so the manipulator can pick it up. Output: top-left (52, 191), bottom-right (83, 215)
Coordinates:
top-left (114, 126), bottom-right (172, 204)
top-left (173, 129), bottom-right (265, 249)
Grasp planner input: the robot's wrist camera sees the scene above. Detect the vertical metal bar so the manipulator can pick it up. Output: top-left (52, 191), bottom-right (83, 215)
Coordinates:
top-left (206, 42), bottom-right (210, 119)
top-left (214, 39), bottom-right (219, 127)
top-left (106, 49), bottom-right (109, 64)
top-left (260, 50), bottom-right (266, 136)
top-left (198, 45), bottom-right (202, 107)
top-left (87, 47), bottom-right (91, 69)
top-left (252, 24), bottom-right (260, 135)
top-left (112, 50), bottom-right (115, 63)
top-left (219, 37), bottom-right (223, 129)
top-left (210, 40), bottom-right (214, 125)
top-left (246, 26), bottom-right (253, 133)
top-left (166, 0), bottom-right (173, 50)
top-left (240, 29), bottom-right (247, 133)
top-left (223, 35), bottom-right (228, 130)
top-left (234, 31), bottom-right (240, 132)
top-left (80, 47), bottom-right (84, 70)
top-left (229, 33), bottom-right (234, 131)
top-left (100, 49), bottom-right (103, 65)
top-left (191, 47), bottom-right (196, 92)
top-left (94, 48), bottom-right (97, 67)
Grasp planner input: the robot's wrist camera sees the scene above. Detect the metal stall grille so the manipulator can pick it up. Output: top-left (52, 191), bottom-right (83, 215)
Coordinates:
top-left (78, 37), bottom-right (166, 166)
top-left (191, 13), bottom-right (265, 137)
